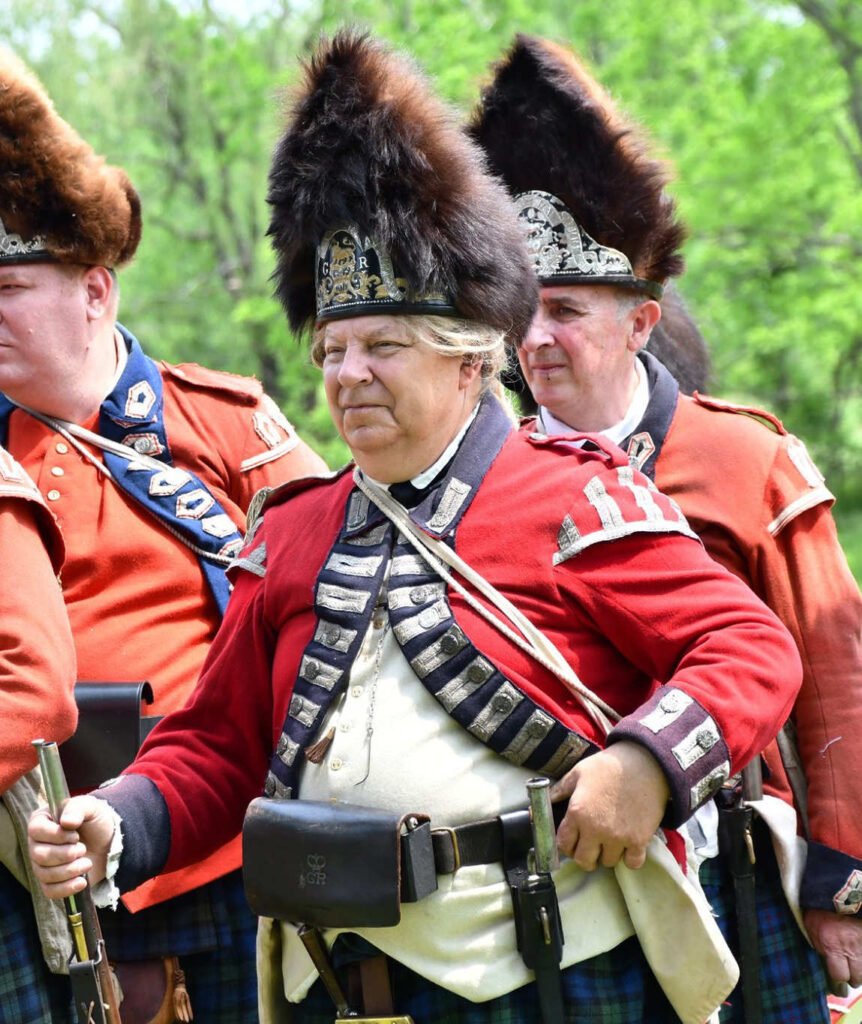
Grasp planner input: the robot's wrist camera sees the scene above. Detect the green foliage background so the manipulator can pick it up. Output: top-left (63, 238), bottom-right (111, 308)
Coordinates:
top-left (4, 0), bottom-right (862, 574)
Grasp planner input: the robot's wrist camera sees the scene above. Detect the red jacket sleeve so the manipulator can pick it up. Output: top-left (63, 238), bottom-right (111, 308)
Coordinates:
top-left (662, 411), bottom-right (862, 909)
top-left (555, 526), bottom-right (802, 827)
top-left (0, 499), bottom-right (77, 792)
top-left (120, 566), bottom-right (278, 872)
top-left (745, 496), bottom-right (862, 913)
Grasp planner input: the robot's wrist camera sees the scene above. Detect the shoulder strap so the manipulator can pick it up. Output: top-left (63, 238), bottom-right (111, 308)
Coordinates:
top-left (353, 469), bottom-right (618, 734)
top-left (15, 403), bottom-right (166, 473)
top-left (12, 403), bottom-right (237, 570)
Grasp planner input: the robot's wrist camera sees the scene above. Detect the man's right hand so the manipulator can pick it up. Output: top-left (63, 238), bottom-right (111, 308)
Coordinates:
top-left (28, 794), bottom-right (114, 899)
top-left (549, 740), bottom-right (670, 871)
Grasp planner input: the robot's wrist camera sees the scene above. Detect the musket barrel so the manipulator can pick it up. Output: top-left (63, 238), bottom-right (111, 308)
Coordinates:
top-left (32, 740), bottom-right (88, 960)
top-left (33, 738), bottom-right (71, 816)
top-left (32, 739), bottom-right (123, 1023)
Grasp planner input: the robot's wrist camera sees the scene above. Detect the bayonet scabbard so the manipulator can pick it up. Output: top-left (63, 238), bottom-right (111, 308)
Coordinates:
top-left (507, 779), bottom-right (564, 1024)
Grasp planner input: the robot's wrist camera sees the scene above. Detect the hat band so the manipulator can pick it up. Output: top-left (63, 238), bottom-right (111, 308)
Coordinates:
top-left (317, 298), bottom-right (461, 324)
top-left (315, 225), bottom-right (459, 323)
top-left (0, 216), bottom-right (52, 264)
top-left (541, 271), bottom-right (663, 300)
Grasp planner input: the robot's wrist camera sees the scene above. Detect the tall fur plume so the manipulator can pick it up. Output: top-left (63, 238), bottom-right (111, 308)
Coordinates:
top-left (0, 48), bottom-right (141, 266)
top-left (469, 35), bottom-right (685, 285)
top-left (267, 30), bottom-right (537, 341)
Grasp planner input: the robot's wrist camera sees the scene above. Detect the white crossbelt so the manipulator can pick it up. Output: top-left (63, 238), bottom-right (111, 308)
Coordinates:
top-left (11, 401), bottom-right (235, 565)
top-left (10, 401), bottom-right (171, 477)
top-left (353, 468), bottom-right (618, 733)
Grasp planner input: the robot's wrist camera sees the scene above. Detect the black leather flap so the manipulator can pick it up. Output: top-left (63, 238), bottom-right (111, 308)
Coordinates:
top-left (242, 798), bottom-right (429, 928)
top-left (62, 681), bottom-right (158, 792)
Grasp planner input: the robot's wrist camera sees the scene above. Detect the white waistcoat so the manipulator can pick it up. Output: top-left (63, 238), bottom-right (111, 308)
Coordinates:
top-left (259, 593), bottom-right (736, 1024)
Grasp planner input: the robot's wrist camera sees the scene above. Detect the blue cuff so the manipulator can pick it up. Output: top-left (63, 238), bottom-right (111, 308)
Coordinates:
top-left (802, 840), bottom-right (862, 915)
top-left (93, 773), bottom-right (171, 893)
top-left (608, 686), bottom-right (730, 828)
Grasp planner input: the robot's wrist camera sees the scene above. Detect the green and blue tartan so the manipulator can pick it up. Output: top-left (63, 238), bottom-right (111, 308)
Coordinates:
top-left (0, 866), bottom-right (74, 1024)
top-left (296, 933), bottom-right (677, 1023)
top-left (700, 825), bottom-right (830, 1024)
top-left (98, 868), bottom-right (258, 1023)
top-left (296, 823), bottom-right (833, 1024)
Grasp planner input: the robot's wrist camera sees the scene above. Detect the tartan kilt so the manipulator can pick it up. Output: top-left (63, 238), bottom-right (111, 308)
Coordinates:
top-left (295, 933), bottom-right (678, 1024)
top-left (0, 865), bottom-right (74, 1024)
top-left (699, 820), bottom-right (830, 1024)
top-left (98, 867), bottom-right (258, 1023)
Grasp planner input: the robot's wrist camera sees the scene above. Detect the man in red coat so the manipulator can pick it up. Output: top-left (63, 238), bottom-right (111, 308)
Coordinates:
top-left (0, 46), bottom-right (326, 1022)
top-left (471, 32), bottom-right (862, 1020)
top-left (0, 445), bottom-right (77, 1023)
top-left (31, 31), bottom-right (805, 1024)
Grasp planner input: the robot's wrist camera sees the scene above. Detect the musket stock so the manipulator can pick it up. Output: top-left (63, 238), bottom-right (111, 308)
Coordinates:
top-left (32, 739), bottom-right (122, 1024)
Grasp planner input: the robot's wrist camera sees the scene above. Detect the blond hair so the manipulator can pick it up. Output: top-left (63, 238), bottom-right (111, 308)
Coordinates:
top-left (312, 314), bottom-right (508, 397)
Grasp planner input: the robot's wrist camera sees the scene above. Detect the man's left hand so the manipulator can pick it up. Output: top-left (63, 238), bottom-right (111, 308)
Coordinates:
top-left (549, 740), bottom-right (670, 872)
top-left (804, 908), bottom-right (862, 988)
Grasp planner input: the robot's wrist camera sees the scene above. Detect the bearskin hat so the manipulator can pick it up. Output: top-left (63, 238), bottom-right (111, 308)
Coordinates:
top-left (0, 48), bottom-right (141, 267)
top-left (267, 30), bottom-right (537, 342)
top-left (470, 35), bottom-right (685, 294)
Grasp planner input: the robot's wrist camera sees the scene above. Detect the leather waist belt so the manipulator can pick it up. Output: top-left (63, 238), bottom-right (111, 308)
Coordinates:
top-left (431, 801), bottom-right (567, 875)
top-left (242, 797), bottom-right (568, 928)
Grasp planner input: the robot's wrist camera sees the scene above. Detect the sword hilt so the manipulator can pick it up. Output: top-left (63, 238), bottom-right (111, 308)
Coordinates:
top-left (527, 777), bottom-right (559, 876)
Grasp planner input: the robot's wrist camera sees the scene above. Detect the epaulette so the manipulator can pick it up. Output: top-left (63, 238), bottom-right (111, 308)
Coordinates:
top-left (0, 447), bottom-right (42, 503)
top-left (236, 467), bottom-right (351, 566)
top-left (522, 420), bottom-right (627, 467)
top-left (692, 392), bottom-right (786, 435)
top-left (159, 361), bottom-right (263, 405)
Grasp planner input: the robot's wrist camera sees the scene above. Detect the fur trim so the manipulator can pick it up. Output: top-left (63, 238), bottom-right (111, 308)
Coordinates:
top-left (267, 30), bottom-right (537, 342)
top-left (0, 48), bottom-right (141, 266)
top-left (470, 35), bottom-right (685, 285)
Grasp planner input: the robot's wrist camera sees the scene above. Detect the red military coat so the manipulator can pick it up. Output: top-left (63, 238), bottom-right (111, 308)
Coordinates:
top-left (651, 382), bottom-right (862, 912)
top-left (2, 330), bottom-right (326, 909)
top-left (106, 397), bottom-right (801, 886)
top-left (588, 350), bottom-right (862, 914)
